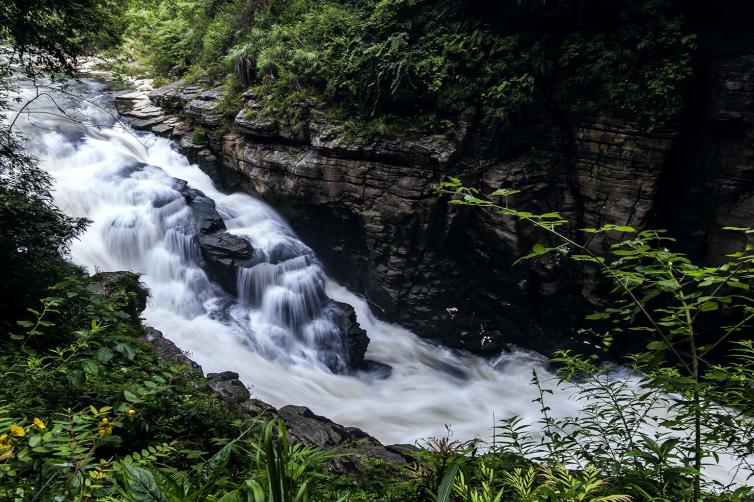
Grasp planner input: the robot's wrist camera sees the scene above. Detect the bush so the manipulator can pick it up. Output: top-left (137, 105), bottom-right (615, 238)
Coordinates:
top-left (127, 0), bottom-right (697, 132)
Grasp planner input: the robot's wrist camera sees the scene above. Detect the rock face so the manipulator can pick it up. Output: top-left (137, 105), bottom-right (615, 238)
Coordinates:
top-left (143, 326), bottom-right (203, 373)
top-left (130, 51), bottom-right (754, 355)
top-left (324, 301), bottom-right (369, 369)
top-left (206, 371), bottom-right (251, 404)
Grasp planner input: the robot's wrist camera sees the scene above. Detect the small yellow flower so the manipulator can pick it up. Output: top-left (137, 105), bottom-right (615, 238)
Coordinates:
top-left (126, 409), bottom-right (136, 420)
top-left (0, 449), bottom-right (13, 461)
top-left (90, 469), bottom-right (107, 480)
top-left (9, 425), bottom-right (25, 438)
top-left (32, 418), bottom-right (46, 430)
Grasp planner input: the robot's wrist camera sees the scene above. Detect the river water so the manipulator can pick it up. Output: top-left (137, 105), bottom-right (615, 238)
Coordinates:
top-left (6, 78), bottom-right (748, 487)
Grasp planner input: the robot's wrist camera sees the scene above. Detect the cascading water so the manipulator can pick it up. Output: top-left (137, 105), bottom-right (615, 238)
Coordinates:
top-left (6, 78), bottom-right (748, 486)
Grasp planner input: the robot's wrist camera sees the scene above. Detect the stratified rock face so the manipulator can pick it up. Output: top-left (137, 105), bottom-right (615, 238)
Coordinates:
top-left (574, 118), bottom-right (678, 240)
top-left (136, 52), bottom-right (754, 355)
top-left (660, 54), bottom-right (754, 263)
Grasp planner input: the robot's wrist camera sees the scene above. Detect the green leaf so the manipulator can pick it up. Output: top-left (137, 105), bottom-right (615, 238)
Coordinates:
top-left (436, 462), bottom-right (459, 502)
top-left (647, 341), bottom-right (668, 351)
top-left (82, 360), bottom-right (100, 376)
top-left (656, 280), bottom-right (679, 290)
top-left (121, 463), bottom-right (169, 502)
top-left (124, 390), bottom-right (139, 403)
top-left (728, 280), bottom-right (750, 291)
top-left (585, 313), bottom-right (610, 320)
top-left (116, 342), bottom-right (137, 361)
top-left (97, 347), bottom-right (115, 363)
top-left (698, 302), bottom-right (718, 312)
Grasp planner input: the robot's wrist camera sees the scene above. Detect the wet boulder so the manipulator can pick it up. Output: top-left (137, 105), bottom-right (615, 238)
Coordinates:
top-left (206, 371), bottom-right (251, 404)
top-left (182, 187), bottom-right (225, 234)
top-left (198, 231), bottom-right (254, 294)
top-left (330, 301), bottom-right (370, 370)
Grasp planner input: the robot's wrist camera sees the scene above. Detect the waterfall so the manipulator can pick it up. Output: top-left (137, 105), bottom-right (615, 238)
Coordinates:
top-left (5, 78), bottom-right (747, 486)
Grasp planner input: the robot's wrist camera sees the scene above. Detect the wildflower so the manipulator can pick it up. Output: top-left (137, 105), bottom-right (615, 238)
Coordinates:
top-left (98, 418), bottom-right (113, 437)
top-left (33, 418), bottom-right (46, 430)
top-left (0, 434), bottom-right (10, 449)
top-left (90, 469), bottom-right (107, 480)
top-left (0, 449), bottom-right (12, 461)
top-left (9, 425), bottom-right (25, 437)
top-left (126, 409), bottom-right (136, 420)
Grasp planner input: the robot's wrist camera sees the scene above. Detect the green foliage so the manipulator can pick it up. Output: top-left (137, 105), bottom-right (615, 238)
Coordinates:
top-left (0, 272), bottom-right (245, 500)
top-left (0, 138), bottom-right (89, 331)
top-left (436, 178), bottom-right (754, 500)
top-left (0, 0), bottom-right (125, 76)
top-left (191, 127), bottom-right (208, 146)
top-left (127, 0), bottom-right (696, 133)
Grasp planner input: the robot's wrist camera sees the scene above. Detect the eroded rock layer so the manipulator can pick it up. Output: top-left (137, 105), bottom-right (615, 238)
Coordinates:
top-left (114, 52), bottom-right (754, 355)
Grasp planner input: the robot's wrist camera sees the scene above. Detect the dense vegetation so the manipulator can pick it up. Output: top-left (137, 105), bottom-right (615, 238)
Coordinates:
top-left (121, 0), bottom-right (697, 134)
top-left (2, 0), bottom-right (754, 500)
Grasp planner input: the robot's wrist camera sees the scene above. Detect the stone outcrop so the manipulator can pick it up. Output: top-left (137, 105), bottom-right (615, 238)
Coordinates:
top-left (206, 371), bottom-right (251, 404)
top-left (138, 325), bottom-right (406, 471)
top-left (328, 301), bottom-right (370, 370)
top-left (143, 326), bottom-right (203, 373)
top-left (114, 50), bottom-right (754, 356)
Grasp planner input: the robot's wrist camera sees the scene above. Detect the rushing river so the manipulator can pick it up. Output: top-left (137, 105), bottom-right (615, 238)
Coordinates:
top-left (6, 78), bottom-right (749, 487)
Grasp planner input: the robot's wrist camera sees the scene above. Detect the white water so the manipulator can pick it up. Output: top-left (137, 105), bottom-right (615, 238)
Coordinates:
top-left (7, 79), bottom-right (749, 487)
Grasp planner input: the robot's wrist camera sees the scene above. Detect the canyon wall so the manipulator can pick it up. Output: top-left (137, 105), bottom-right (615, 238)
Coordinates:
top-left (116, 51), bottom-right (754, 356)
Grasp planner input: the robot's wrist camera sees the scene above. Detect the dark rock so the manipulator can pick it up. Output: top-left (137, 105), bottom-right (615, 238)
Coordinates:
top-left (128, 115), bottom-right (167, 130)
top-left (346, 444), bottom-right (406, 465)
top-left (114, 91), bottom-right (144, 113)
top-left (139, 72), bottom-right (754, 357)
top-left (182, 187), bottom-right (226, 234)
top-left (198, 231), bottom-right (254, 294)
top-left (360, 360), bottom-right (393, 379)
top-left (185, 89), bottom-right (225, 129)
top-left (147, 81), bottom-right (184, 109)
top-left (206, 371), bottom-right (251, 404)
top-left (238, 398), bottom-right (279, 419)
top-left (386, 443), bottom-right (420, 460)
top-left (123, 104), bottom-right (164, 119)
top-left (168, 65), bottom-right (186, 80)
top-left (277, 406), bottom-right (351, 447)
top-left (330, 301), bottom-right (370, 370)
top-left (143, 326), bottom-right (203, 373)
top-left (151, 122), bottom-right (174, 136)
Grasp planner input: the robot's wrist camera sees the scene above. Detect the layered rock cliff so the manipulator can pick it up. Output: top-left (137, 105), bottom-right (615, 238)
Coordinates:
top-left (114, 50), bottom-right (754, 356)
